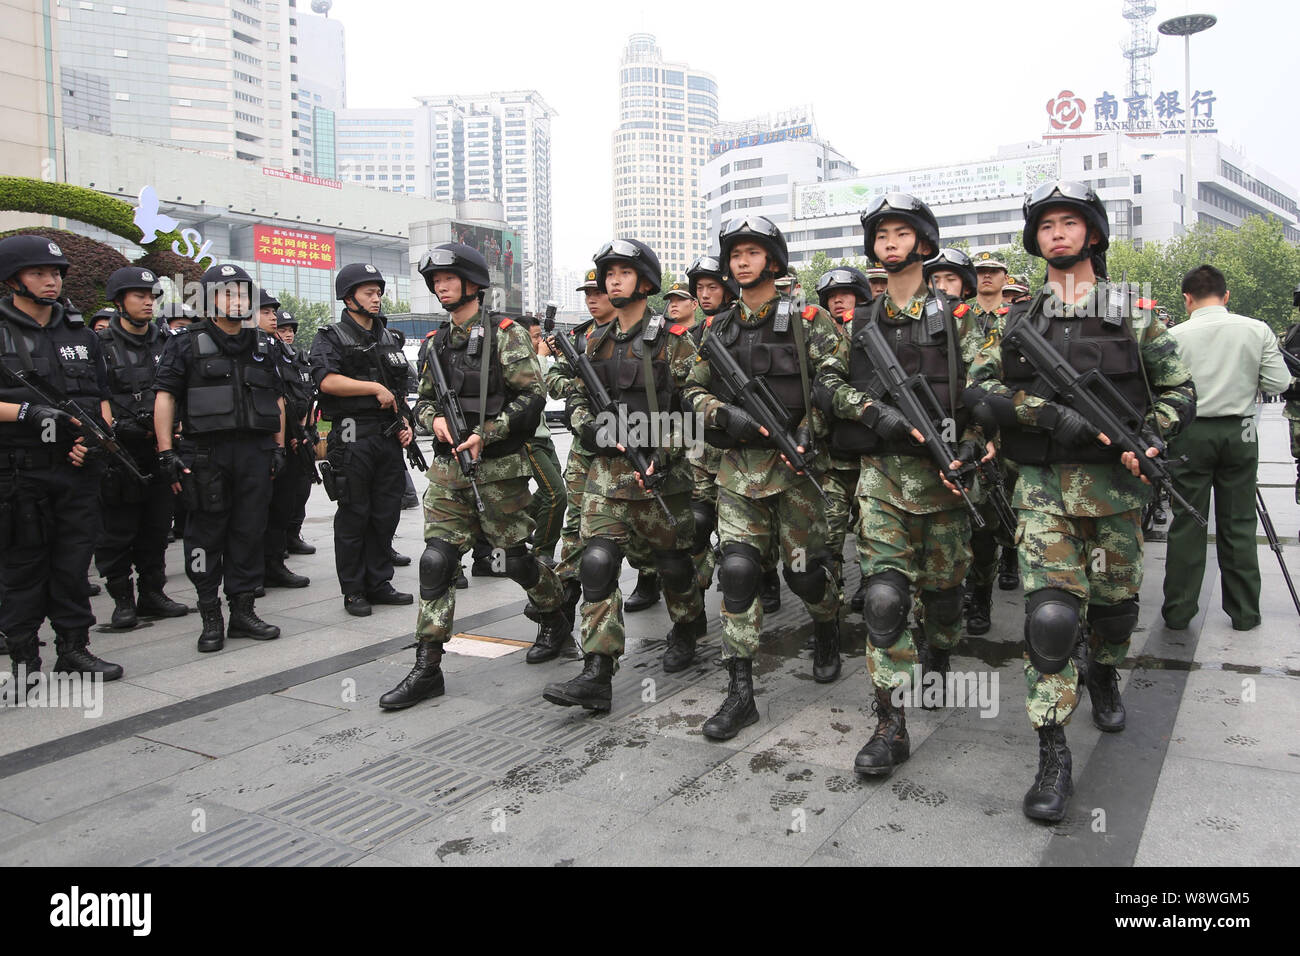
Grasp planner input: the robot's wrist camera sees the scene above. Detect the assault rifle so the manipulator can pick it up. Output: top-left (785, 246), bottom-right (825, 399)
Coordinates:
top-left (423, 338), bottom-right (485, 513)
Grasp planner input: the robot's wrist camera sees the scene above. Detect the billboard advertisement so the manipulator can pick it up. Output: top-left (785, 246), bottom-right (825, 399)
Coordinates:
top-left (449, 221), bottom-right (523, 314)
top-left (253, 225), bottom-right (337, 270)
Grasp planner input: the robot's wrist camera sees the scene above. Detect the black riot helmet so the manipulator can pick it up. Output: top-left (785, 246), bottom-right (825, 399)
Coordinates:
top-left (685, 254), bottom-right (738, 312)
top-left (815, 267), bottom-right (873, 308)
top-left (418, 243), bottom-right (491, 311)
top-left (719, 216), bottom-right (789, 283)
top-left (1292, 283), bottom-right (1299, 309)
top-left (923, 248), bottom-right (977, 299)
top-left (275, 308), bottom-right (298, 329)
top-left (105, 265), bottom-right (162, 305)
top-left (90, 308), bottom-right (115, 331)
top-left (0, 234), bottom-right (71, 306)
top-left (200, 262), bottom-right (255, 321)
top-left (334, 262), bottom-right (387, 302)
top-left (258, 287), bottom-right (281, 311)
top-left (593, 238), bottom-right (661, 307)
top-left (860, 193), bottom-right (941, 273)
top-left (1022, 180), bottom-right (1110, 269)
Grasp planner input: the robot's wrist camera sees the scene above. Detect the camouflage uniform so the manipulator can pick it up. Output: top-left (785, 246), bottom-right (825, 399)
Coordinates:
top-left (682, 295), bottom-right (845, 659)
top-left (968, 286), bottom-right (1195, 728)
top-left (822, 309), bottom-right (862, 586)
top-left (966, 302), bottom-right (1017, 582)
top-left (415, 308), bottom-right (564, 643)
top-left (819, 292), bottom-right (985, 691)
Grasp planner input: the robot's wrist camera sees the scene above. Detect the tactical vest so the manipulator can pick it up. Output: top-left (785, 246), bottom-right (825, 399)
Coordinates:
top-left (99, 321), bottom-right (164, 421)
top-left (830, 295), bottom-right (968, 457)
top-left (275, 340), bottom-right (315, 415)
top-left (432, 314), bottom-right (534, 459)
top-left (317, 314), bottom-right (409, 420)
top-left (586, 315), bottom-right (677, 453)
top-left (705, 299), bottom-right (811, 450)
top-left (182, 325), bottom-right (281, 436)
top-left (0, 300), bottom-right (103, 452)
top-left (999, 293), bottom-right (1149, 465)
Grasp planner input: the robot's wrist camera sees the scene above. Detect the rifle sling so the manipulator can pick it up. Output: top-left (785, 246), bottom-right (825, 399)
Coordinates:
top-left (786, 296), bottom-right (814, 435)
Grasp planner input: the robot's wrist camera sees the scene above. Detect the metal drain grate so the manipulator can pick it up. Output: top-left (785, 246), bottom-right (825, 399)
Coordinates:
top-left (465, 706), bottom-right (606, 749)
top-left (136, 817), bottom-right (363, 867)
top-left (344, 753), bottom-right (496, 811)
top-left (265, 782), bottom-right (435, 850)
top-left (406, 730), bottom-right (554, 774)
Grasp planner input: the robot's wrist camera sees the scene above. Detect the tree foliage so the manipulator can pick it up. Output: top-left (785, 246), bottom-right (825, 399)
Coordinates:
top-left (275, 292), bottom-right (333, 349)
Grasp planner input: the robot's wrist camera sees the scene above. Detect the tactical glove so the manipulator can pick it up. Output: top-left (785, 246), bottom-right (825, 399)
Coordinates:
top-left (17, 402), bottom-right (73, 434)
top-left (715, 405), bottom-right (763, 444)
top-left (859, 402), bottom-right (913, 442)
top-left (157, 449), bottom-right (186, 484)
top-left (271, 447), bottom-right (287, 479)
top-left (1038, 403), bottom-right (1097, 448)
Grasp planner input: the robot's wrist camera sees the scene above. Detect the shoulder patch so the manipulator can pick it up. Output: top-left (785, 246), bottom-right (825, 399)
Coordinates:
top-left (498, 317), bottom-right (515, 330)
top-left (705, 316), bottom-right (714, 328)
top-left (996, 306), bottom-right (1010, 315)
top-left (801, 306), bottom-right (818, 321)
top-left (423, 330), bottom-right (436, 339)
top-left (668, 324), bottom-right (686, 336)
top-left (1136, 298), bottom-right (1156, 310)
top-left (953, 303), bottom-right (969, 318)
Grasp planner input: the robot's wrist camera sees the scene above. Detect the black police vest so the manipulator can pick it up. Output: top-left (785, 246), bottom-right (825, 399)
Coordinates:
top-left (432, 315), bottom-right (532, 460)
top-left (999, 296), bottom-right (1150, 465)
top-left (317, 315), bottom-right (409, 420)
top-left (99, 321), bottom-right (164, 420)
top-left (587, 315), bottom-right (676, 424)
top-left (276, 340), bottom-right (315, 414)
top-left (0, 300), bottom-right (103, 451)
top-left (182, 326), bottom-right (281, 436)
top-left (706, 301), bottom-right (809, 425)
top-left (829, 296), bottom-right (968, 457)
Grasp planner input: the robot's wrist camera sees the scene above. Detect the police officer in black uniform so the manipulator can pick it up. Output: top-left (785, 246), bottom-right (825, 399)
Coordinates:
top-left (0, 234), bottom-right (124, 686)
top-left (309, 263), bottom-right (414, 616)
top-left (272, 307), bottom-right (318, 557)
top-left (153, 263), bottom-right (285, 652)
top-left (95, 266), bottom-right (188, 628)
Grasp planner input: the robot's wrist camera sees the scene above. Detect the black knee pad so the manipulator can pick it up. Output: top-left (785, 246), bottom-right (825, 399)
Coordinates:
top-left (690, 499), bottom-right (716, 555)
top-left (503, 543), bottom-right (540, 590)
top-left (921, 586), bottom-right (964, 629)
top-left (579, 537), bottom-right (622, 603)
top-left (1087, 598), bottom-right (1140, 646)
top-left (864, 569), bottom-right (911, 649)
top-left (654, 548), bottom-right (696, 595)
top-left (1024, 588), bottom-right (1082, 674)
top-left (718, 541), bottom-right (763, 613)
top-left (783, 554), bottom-right (829, 605)
top-left (419, 539), bottom-right (460, 602)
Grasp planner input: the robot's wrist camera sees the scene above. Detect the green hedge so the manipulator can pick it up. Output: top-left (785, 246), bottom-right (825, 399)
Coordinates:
top-left (0, 176), bottom-right (188, 255)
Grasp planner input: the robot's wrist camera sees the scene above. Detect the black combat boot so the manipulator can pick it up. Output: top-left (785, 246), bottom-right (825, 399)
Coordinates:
top-left (812, 618), bottom-right (842, 683)
top-left (53, 630), bottom-right (124, 681)
top-left (7, 632), bottom-right (42, 696)
top-left (286, 530), bottom-right (316, 555)
top-left (366, 582), bottom-right (413, 605)
top-left (702, 657), bottom-right (760, 741)
top-left (1085, 659), bottom-right (1127, 733)
top-left (624, 570), bottom-right (660, 612)
top-left (344, 593), bottom-right (372, 617)
top-left (854, 686), bottom-right (910, 776)
top-left (226, 593), bottom-right (280, 641)
top-left (390, 547), bottom-right (412, 568)
top-left (106, 577), bottom-right (138, 629)
top-left (454, 565), bottom-right (469, 589)
top-left (1023, 722), bottom-right (1073, 822)
top-left (542, 652), bottom-right (614, 711)
top-left (759, 568), bottom-right (781, 614)
top-left (525, 607), bottom-right (573, 664)
top-left (662, 611), bottom-right (706, 673)
top-left (264, 556), bottom-right (310, 589)
top-left (379, 640), bottom-right (446, 710)
top-left (920, 643), bottom-right (951, 711)
top-left (197, 598), bottom-right (225, 653)
top-left (850, 580), bottom-right (867, 613)
top-left (87, 580), bottom-right (101, 596)
top-left (136, 571), bottom-right (188, 618)
top-left (997, 547), bottom-right (1020, 590)
top-left (966, 584), bottom-right (992, 635)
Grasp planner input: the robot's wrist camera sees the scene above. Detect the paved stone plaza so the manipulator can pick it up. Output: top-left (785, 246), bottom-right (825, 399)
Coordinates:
top-left (0, 408), bottom-right (1296, 867)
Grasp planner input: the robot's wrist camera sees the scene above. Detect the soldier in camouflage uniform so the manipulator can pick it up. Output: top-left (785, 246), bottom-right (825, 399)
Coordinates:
top-left (542, 239), bottom-right (703, 709)
top-left (967, 182), bottom-right (1196, 821)
top-left (813, 267), bottom-right (874, 610)
top-left (818, 196), bottom-right (990, 779)
top-left (683, 217), bottom-right (845, 741)
top-left (380, 243), bottom-right (568, 710)
top-left (1003, 274), bottom-right (1031, 305)
top-left (1283, 289), bottom-right (1300, 527)
top-left (865, 266), bottom-right (888, 301)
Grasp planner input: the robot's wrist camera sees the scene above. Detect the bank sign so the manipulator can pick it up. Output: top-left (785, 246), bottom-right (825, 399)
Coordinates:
top-left (1044, 88), bottom-right (1218, 138)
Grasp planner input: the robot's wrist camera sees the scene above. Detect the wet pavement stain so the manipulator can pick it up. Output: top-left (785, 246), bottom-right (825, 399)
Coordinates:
top-left (830, 722), bottom-right (852, 735)
top-left (1125, 655), bottom-right (1300, 678)
top-left (891, 779), bottom-right (949, 808)
top-left (1197, 815), bottom-right (1240, 832)
top-left (824, 775), bottom-right (861, 794)
top-left (748, 750), bottom-right (788, 775)
top-left (435, 837), bottom-right (476, 861)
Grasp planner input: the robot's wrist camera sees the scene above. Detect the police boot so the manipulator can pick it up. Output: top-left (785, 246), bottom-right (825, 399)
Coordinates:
top-left (759, 568), bottom-right (781, 614)
top-left (87, 580), bottom-right (101, 597)
top-left (662, 611), bottom-right (706, 673)
top-left (920, 644), bottom-right (951, 711)
top-left (136, 572), bottom-right (188, 618)
top-left (624, 570), bottom-right (660, 612)
top-left (390, 547), bottom-right (412, 568)
top-left (1085, 659), bottom-right (1127, 733)
top-left (966, 584), bottom-right (992, 636)
top-left (106, 577), bottom-right (139, 630)
top-left (454, 565), bottom-right (469, 590)
top-left (286, 531), bottom-right (316, 555)
top-left (379, 640), bottom-right (446, 710)
top-left (525, 607), bottom-right (573, 664)
top-left (7, 633), bottom-right (41, 696)
top-left (854, 686), bottom-right (909, 777)
top-left (264, 556), bottom-right (310, 589)
top-left (850, 580), bottom-right (867, 614)
top-left (812, 618), bottom-right (842, 683)
top-left (542, 652), bottom-right (614, 711)
top-left (1023, 723), bottom-right (1073, 822)
top-left (226, 593), bottom-right (280, 641)
top-left (702, 657), bottom-right (760, 741)
top-left (997, 547), bottom-right (1020, 591)
top-left (197, 599), bottom-right (225, 653)
top-left (53, 630), bottom-right (124, 681)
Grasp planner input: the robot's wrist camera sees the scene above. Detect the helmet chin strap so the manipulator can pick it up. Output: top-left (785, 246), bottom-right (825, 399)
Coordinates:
top-left (609, 290), bottom-right (647, 309)
top-left (116, 301), bottom-right (151, 331)
top-left (9, 281), bottom-right (60, 308)
top-left (880, 250), bottom-right (927, 274)
top-left (1046, 250), bottom-right (1092, 270)
top-left (701, 301), bottom-right (732, 316)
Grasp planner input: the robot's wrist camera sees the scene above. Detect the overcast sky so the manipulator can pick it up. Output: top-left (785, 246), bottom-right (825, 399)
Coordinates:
top-left (334, 0), bottom-right (1295, 274)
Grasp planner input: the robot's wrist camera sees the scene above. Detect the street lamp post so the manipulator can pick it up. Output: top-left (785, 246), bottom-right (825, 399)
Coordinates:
top-left (1158, 14), bottom-right (1217, 232)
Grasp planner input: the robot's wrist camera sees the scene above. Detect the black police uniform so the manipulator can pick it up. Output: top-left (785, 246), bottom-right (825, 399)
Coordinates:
top-left (95, 315), bottom-right (186, 623)
top-left (309, 311), bottom-right (411, 601)
top-left (264, 331), bottom-right (316, 582)
top-left (0, 297), bottom-right (121, 679)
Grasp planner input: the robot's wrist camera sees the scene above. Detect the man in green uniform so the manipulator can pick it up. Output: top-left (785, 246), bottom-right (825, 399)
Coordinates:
top-left (967, 181), bottom-right (1197, 821)
top-left (1282, 286), bottom-right (1300, 536)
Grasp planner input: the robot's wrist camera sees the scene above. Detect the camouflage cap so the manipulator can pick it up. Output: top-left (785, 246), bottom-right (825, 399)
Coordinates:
top-left (575, 268), bottom-right (599, 292)
top-left (972, 250), bottom-right (1008, 272)
top-left (864, 266), bottom-right (888, 280)
top-left (664, 279), bottom-right (695, 299)
top-left (1004, 274), bottom-right (1030, 293)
